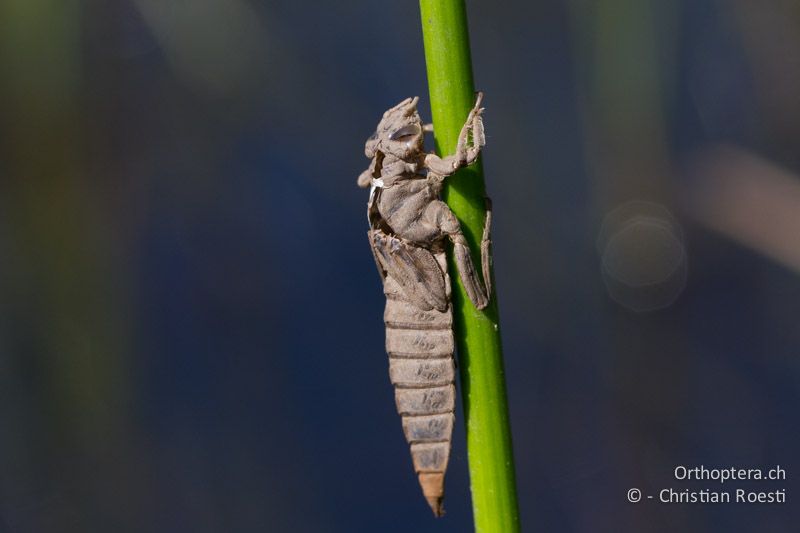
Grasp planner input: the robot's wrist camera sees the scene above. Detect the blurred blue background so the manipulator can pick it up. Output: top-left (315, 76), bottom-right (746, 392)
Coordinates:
top-left (1, 0), bottom-right (799, 531)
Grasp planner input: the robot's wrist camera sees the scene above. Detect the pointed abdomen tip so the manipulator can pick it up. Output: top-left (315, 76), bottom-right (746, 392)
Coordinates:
top-left (426, 496), bottom-right (445, 517)
top-left (418, 471), bottom-right (446, 517)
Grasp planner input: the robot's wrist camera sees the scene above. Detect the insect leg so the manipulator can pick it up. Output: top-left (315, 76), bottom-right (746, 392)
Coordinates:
top-left (426, 201), bottom-right (489, 310)
top-left (357, 168), bottom-right (372, 188)
top-left (422, 94), bottom-right (485, 175)
top-left (480, 197), bottom-right (492, 301)
top-left (458, 93), bottom-right (485, 164)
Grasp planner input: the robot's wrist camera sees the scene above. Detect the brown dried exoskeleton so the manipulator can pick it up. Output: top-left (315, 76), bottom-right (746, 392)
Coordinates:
top-left (357, 93), bottom-right (492, 516)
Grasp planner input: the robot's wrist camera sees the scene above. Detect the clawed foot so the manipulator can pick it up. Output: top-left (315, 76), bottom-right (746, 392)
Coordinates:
top-left (456, 92), bottom-right (486, 165)
top-left (466, 92), bottom-right (485, 147)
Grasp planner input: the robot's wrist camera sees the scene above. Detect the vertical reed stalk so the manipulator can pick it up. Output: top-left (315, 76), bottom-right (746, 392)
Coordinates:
top-left (418, 1), bottom-right (520, 531)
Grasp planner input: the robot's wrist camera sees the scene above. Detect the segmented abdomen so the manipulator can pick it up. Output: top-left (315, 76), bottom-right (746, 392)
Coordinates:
top-left (383, 251), bottom-right (454, 517)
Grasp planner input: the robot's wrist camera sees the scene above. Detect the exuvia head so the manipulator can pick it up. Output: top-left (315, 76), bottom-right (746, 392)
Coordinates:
top-left (365, 96), bottom-right (424, 161)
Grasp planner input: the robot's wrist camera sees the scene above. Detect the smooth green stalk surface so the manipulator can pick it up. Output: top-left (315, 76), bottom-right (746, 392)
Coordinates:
top-left (419, 2), bottom-right (520, 531)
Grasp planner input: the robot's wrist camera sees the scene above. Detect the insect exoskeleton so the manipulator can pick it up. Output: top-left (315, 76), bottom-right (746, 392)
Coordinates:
top-left (358, 93), bottom-right (491, 517)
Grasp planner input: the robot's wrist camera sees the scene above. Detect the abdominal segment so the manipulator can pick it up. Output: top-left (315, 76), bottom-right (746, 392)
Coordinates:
top-left (382, 251), bottom-right (454, 517)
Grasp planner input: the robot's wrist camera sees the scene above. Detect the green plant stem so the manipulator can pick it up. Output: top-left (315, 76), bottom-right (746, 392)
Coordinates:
top-left (418, 1), bottom-right (520, 531)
